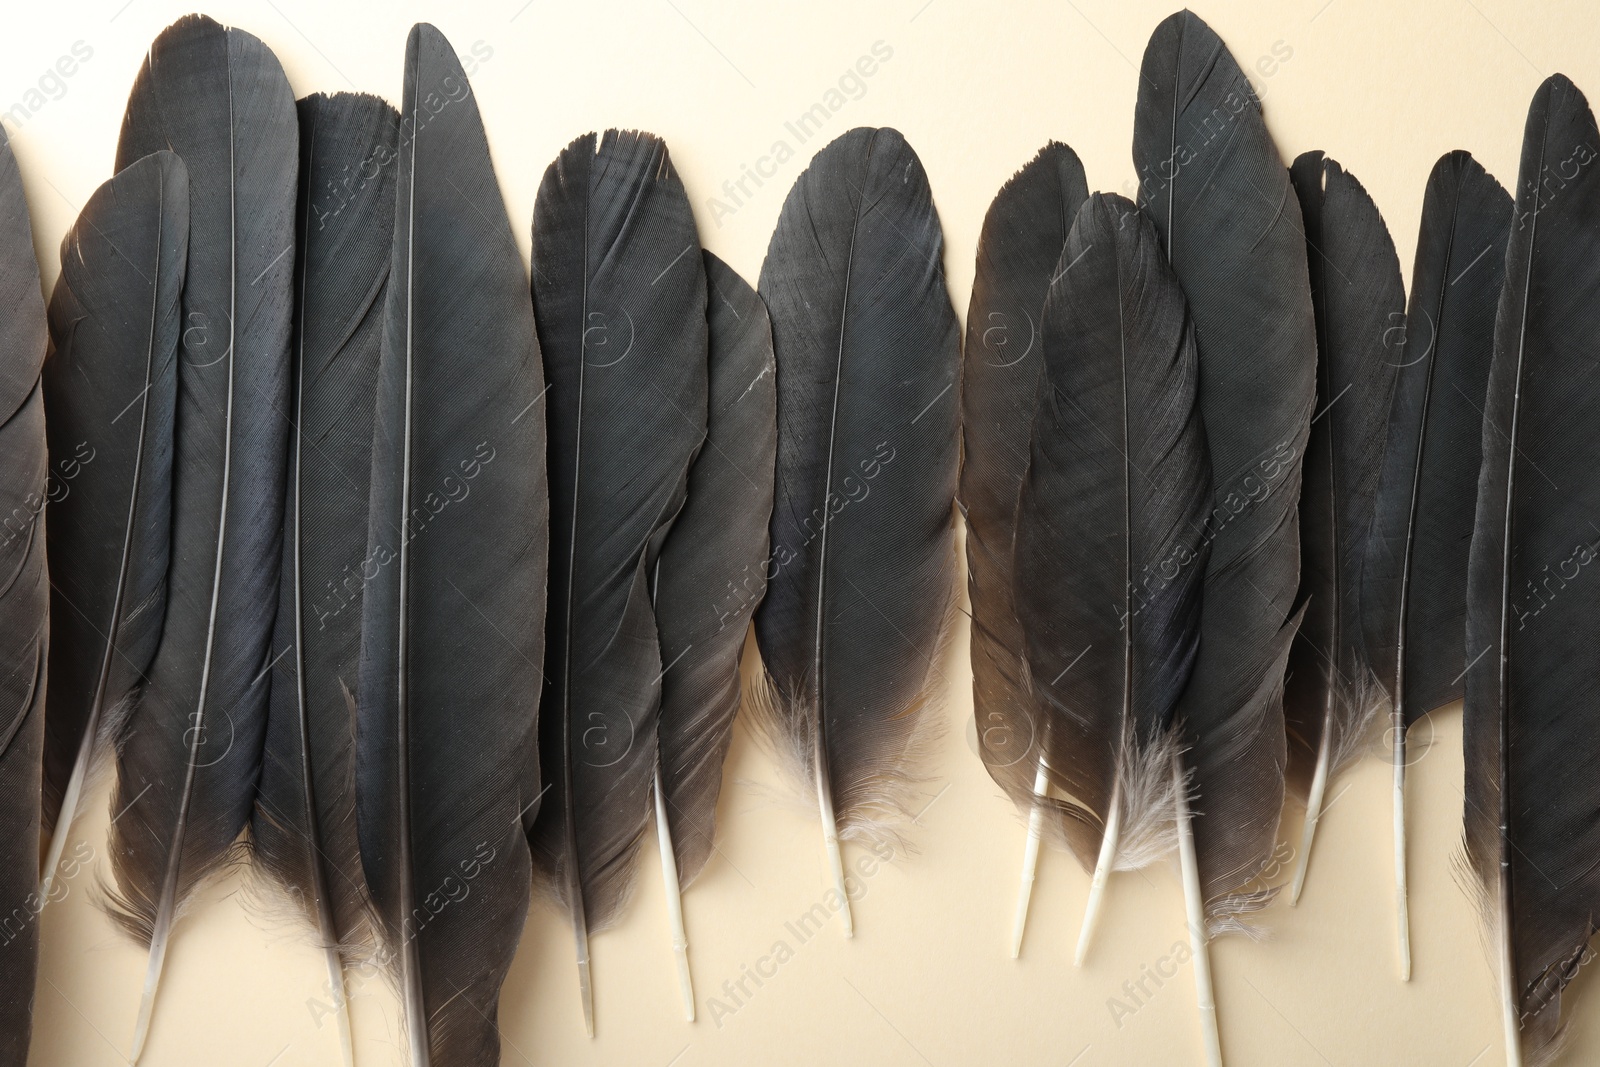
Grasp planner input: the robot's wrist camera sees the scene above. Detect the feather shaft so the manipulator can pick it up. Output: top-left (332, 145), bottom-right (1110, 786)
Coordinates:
top-left (1176, 752), bottom-right (1222, 1067)
top-left (1010, 761), bottom-right (1049, 959)
top-left (651, 767), bottom-right (694, 1019)
top-left (1075, 780), bottom-right (1120, 966)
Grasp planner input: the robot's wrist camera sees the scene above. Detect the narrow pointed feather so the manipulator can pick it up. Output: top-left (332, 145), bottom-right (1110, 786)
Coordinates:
top-left (252, 93), bottom-right (397, 983)
top-left (1283, 152), bottom-right (1402, 883)
top-left (529, 127), bottom-right (708, 988)
top-left (105, 19), bottom-right (297, 1057)
top-left (1364, 152), bottom-right (1510, 723)
top-left (1464, 74), bottom-right (1600, 1067)
top-left (355, 25), bottom-right (546, 1067)
top-left (655, 252), bottom-right (774, 885)
top-left (753, 126), bottom-right (959, 850)
top-left (1014, 194), bottom-right (1209, 873)
top-left (0, 124), bottom-right (50, 1067)
top-left (41, 151), bottom-right (185, 883)
top-left (961, 142), bottom-right (1089, 818)
top-left (1364, 152), bottom-right (1509, 978)
top-left (1133, 10), bottom-right (1317, 926)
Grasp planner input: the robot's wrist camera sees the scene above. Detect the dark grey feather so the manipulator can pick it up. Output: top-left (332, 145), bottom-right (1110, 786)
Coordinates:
top-left (1133, 10), bottom-right (1317, 928)
top-left (1464, 73), bottom-right (1600, 1066)
top-left (41, 151), bottom-right (185, 879)
top-left (530, 129), bottom-right (707, 1033)
top-left (355, 25), bottom-right (547, 1067)
top-left (960, 142), bottom-right (1089, 824)
top-left (1282, 151), bottom-right (1402, 885)
top-left (0, 123), bottom-right (49, 1067)
top-left (1014, 194), bottom-right (1210, 873)
top-left (104, 17), bottom-right (297, 1056)
top-left (251, 92), bottom-right (397, 993)
top-left (753, 126), bottom-right (959, 857)
top-left (655, 251), bottom-right (774, 886)
top-left (1364, 151), bottom-right (1510, 725)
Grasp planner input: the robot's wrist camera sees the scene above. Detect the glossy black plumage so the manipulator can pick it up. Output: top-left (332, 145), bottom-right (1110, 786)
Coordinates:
top-left (529, 127), bottom-right (706, 1031)
top-left (753, 126), bottom-right (959, 881)
top-left (1013, 194), bottom-right (1210, 875)
top-left (104, 18), bottom-right (297, 1057)
top-left (1132, 10), bottom-right (1317, 928)
top-left (1283, 152), bottom-right (1403, 893)
top-left (655, 251), bottom-right (775, 886)
top-left (1365, 152), bottom-right (1510, 724)
top-left (41, 151), bottom-right (185, 891)
top-left (354, 26), bottom-right (546, 1067)
top-left (1464, 74), bottom-right (1600, 1066)
top-left (0, 124), bottom-right (49, 1067)
top-left (961, 142), bottom-right (1090, 822)
top-left (251, 93), bottom-right (398, 1017)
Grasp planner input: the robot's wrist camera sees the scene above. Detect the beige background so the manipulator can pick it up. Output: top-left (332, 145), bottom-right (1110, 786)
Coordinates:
top-left (3, 0), bottom-right (1594, 1064)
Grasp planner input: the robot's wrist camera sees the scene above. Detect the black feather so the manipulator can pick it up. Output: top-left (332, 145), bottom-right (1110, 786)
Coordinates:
top-left (1133, 10), bottom-right (1317, 927)
top-left (529, 128), bottom-right (707, 1032)
top-left (753, 126), bottom-right (959, 904)
top-left (251, 93), bottom-right (398, 1010)
top-left (0, 124), bottom-right (49, 1067)
top-left (105, 17), bottom-right (297, 1056)
top-left (1363, 151), bottom-right (1509, 974)
top-left (655, 251), bottom-right (775, 886)
top-left (1282, 151), bottom-right (1403, 891)
top-left (1464, 73), bottom-right (1600, 1066)
top-left (1365, 152), bottom-right (1510, 723)
top-left (1014, 194), bottom-right (1210, 877)
top-left (41, 151), bottom-right (185, 889)
top-left (355, 25), bottom-right (547, 1067)
top-left (961, 142), bottom-right (1089, 822)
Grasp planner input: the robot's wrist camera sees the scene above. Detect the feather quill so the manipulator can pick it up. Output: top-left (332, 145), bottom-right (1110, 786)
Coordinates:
top-left (355, 25), bottom-right (547, 1067)
top-left (1283, 151), bottom-right (1403, 904)
top-left (1013, 194), bottom-right (1210, 966)
top-left (250, 92), bottom-right (398, 1063)
top-left (104, 17), bottom-right (298, 1060)
top-left (1463, 73), bottom-right (1600, 1067)
top-left (753, 126), bottom-right (960, 935)
top-left (529, 128), bottom-right (707, 1036)
top-left (41, 151), bottom-right (185, 900)
top-left (1363, 150), bottom-right (1509, 978)
top-left (959, 142), bottom-right (1089, 958)
top-left (0, 124), bottom-right (49, 1067)
top-left (650, 250), bottom-right (775, 1018)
